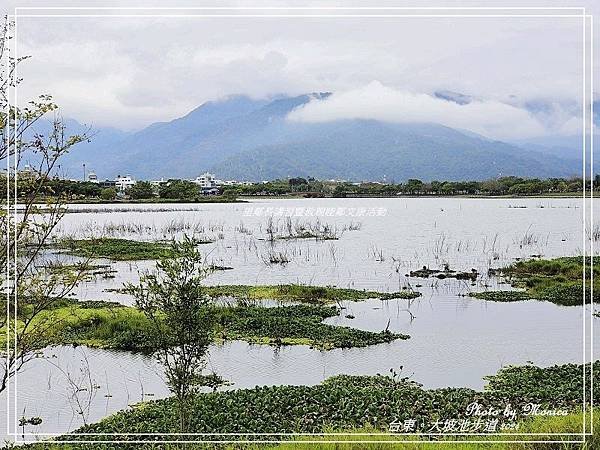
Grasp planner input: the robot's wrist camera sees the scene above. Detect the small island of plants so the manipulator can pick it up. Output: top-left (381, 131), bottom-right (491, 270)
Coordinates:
top-left (470, 256), bottom-right (599, 306)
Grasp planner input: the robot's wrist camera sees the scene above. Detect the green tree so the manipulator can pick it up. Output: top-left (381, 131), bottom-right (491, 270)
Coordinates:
top-left (126, 237), bottom-right (216, 432)
top-left (100, 187), bottom-right (117, 200)
top-left (0, 18), bottom-right (90, 392)
top-left (222, 188), bottom-right (238, 201)
top-left (159, 179), bottom-right (199, 199)
top-left (404, 179), bottom-right (424, 194)
top-left (127, 181), bottom-right (154, 199)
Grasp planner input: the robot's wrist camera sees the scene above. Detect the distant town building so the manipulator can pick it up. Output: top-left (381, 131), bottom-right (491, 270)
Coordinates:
top-left (193, 172), bottom-right (220, 188)
top-left (115, 175), bottom-right (136, 191)
top-left (87, 172), bottom-right (98, 183)
top-left (99, 179), bottom-right (116, 188)
top-left (19, 164), bottom-right (36, 179)
top-left (150, 178), bottom-right (168, 187)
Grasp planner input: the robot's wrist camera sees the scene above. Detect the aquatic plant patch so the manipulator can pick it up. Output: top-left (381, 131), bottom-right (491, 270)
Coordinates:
top-left (471, 256), bottom-right (600, 306)
top-left (69, 361), bottom-right (597, 436)
top-left (468, 291), bottom-right (531, 302)
top-left (215, 304), bottom-right (407, 349)
top-left (1, 300), bottom-right (407, 352)
top-left (23, 409), bottom-right (600, 449)
top-left (203, 284), bottom-right (421, 303)
top-left (409, 266), bottom-right (478, 281)
top-left (53, 238), bottom-right (179, 261)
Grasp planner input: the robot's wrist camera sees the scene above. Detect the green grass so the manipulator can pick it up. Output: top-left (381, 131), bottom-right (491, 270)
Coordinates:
top-left (53, 237), bottom-right (179, 261)
top-left (470, 257), bottom-right (599, 306)
top-left (203, 284), bottom-right (421, 304)
top-left (2, 300), bottom-right (407, 352)
top-left (262, 410), bottom-right (599, 449)
top-left (22, 410), bottom-right (600, 449)
top-left (502, 257), bottom-right (600, 280)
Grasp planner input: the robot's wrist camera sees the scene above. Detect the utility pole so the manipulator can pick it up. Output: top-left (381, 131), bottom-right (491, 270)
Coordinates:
top-left (83, 163), bottom-right (86, 181)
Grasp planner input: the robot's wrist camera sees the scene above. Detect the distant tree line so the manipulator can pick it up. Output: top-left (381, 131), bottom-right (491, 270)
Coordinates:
top-left (222, 176), bottom-right (589, 197)
top-left (1, 174), bottom-right (591, 201)
top-left (3, 177), bottom-right (238, 201)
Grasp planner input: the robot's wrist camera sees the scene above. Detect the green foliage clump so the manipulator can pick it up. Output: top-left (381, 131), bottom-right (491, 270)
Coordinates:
top-left (54, 237), bottom-right (177, 261)
top-left (22, 409), bottom-right (600, 449)
top-left (127, 181), bottom-right (155, 199)
top-left (483, 362), bottom-right (595, 408)
top-left (5, 301), bottom-right (407, 352)
top-left (72, 361), bottom-right (598, 436)
top-left (503, 257), bottom-right (600, 280)
top-left (472, 257), bottom-right (600, 306)
top-left (100, 187), bottom-right (117, 200)
top-left (214, 304), bottom-right (407, 349)
top-left (469, 291), bottom-right (531, 302)
top-left (158, 179), bottom-right (200, 199)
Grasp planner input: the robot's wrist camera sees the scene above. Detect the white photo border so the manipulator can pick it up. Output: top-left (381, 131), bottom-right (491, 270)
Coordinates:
top-left (5, 5), bottom-right (595, 445)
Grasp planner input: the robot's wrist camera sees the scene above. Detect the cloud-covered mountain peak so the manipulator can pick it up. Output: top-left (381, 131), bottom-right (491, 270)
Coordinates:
top-left (57, 91), bottom-right (584, 181)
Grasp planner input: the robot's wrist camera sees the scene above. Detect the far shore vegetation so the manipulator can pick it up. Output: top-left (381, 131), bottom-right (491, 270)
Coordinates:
top-left (3, 174), bottom-right (595, 203)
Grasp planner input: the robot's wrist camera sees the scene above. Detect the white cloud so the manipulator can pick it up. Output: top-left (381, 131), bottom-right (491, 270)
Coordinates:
top-left (8, 1), bottom-right (595, 135)
top-left (287, 81), bottom-right (547, 140)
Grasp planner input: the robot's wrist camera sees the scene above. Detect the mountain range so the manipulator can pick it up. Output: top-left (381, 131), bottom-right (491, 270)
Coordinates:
top-left (45, 93), bottom-right (596, 182)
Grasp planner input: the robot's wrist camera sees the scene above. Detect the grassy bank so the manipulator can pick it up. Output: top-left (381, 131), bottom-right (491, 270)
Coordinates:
top-left (39, 361), bottom-right (597, 445)
top-left (2, 299), bottom-right (407, 352)
top-left (470, 257), bottom-right (599, 306)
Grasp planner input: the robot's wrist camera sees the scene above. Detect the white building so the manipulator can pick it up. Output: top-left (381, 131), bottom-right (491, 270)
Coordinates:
top-left (87, 172), bottom-right (98, 183)
top-left (115, 175), bottom-right (136, 191)
top-left (193, 172), bottom-right (220, 188)
top-left (150, 177), bottom-right (167, 187)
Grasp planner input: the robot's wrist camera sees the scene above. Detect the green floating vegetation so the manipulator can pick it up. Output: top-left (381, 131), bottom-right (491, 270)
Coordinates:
top-left (214, 304), bottom-right (407, 349)
top-left (53, 238), bottom-right (179, 261)
top-left (471, 256), bottom-right (599, 306)
top-left (258, 408), bottom-right (599, 449)
top-left (68, 361), bottom-right (597, 437)
top-left (468, 291), bottom-right (531, 302)
top-left (40, 261), bottom-right (117, 280)
top-left (23, 409), bottom-right (600, 449)
top-left (4, 300), bottom-right (406, 352)
top-left (203, 284), bottom-right (421, 304)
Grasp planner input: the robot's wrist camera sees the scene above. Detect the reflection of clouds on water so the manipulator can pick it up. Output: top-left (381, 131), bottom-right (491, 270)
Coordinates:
top-left (3, 198), bottom-right (591, 439)
top-left (53, 198), bottom-right (585, 304)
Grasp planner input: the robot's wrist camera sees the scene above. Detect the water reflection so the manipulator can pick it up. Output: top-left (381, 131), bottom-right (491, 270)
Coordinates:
top-left (4, 198), bottom-right (594, 440)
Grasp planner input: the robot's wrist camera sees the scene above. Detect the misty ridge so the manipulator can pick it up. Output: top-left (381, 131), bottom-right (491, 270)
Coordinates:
top-left (40, 89), bottom-right (598, 182)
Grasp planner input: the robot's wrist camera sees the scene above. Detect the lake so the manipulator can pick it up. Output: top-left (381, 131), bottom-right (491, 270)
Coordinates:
top-left (3, 197), bottom-right (596, 441)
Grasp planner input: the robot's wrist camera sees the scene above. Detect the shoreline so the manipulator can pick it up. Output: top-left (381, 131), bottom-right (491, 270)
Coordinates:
top-left (25, 192), bottom-right (588, 205)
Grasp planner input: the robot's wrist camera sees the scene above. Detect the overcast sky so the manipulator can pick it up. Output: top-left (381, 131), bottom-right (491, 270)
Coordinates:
top-left (6, 0), bottom-right (599, 140)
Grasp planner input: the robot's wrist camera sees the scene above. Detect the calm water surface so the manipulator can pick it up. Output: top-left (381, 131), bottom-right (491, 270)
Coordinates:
top-left (3, 198), bottom-right (596, 440)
